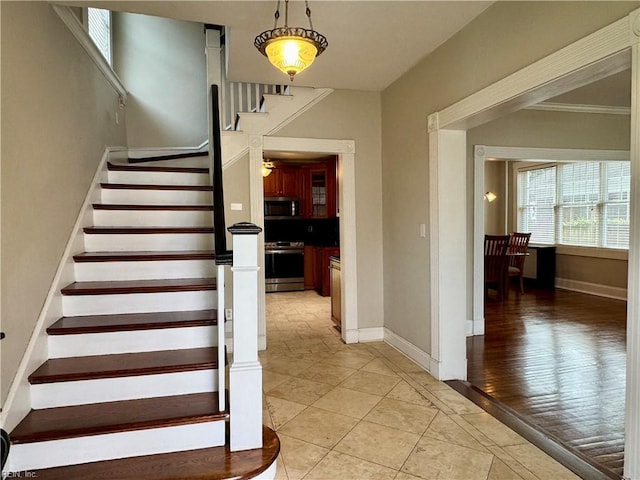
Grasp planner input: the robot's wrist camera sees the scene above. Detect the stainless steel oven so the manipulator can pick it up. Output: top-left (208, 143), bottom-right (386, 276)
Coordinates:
top-left (265, 241), bottom-right (304, 292)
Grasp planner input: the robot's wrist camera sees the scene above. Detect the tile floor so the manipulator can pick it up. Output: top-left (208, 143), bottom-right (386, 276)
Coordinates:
top-left (261, 290), bottom-right (580, 480)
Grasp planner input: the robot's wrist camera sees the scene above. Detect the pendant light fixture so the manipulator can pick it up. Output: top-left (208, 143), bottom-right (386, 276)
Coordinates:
top-left (254, 0), bottom-right (328, 81)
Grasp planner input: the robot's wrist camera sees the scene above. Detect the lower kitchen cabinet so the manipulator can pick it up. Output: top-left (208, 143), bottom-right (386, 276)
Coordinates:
top-left (317, 247), bottom-right (340, 297)
top-left (303, 246), bottom-right (340, 296)
top-left (330, 256), bottom-right (341, 330)
top-left (304, 246), bottom-right (316, 290)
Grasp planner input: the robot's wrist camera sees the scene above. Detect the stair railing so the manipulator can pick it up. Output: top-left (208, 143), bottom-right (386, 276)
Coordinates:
top-left (219, 45), bottom-right (288, 130)
top-left (206, 27), bottom-right (288, 131)
top-left (210, 84), bottom-right (263, 451)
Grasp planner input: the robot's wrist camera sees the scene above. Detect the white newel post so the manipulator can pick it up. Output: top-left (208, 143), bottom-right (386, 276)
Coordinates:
top-left (228, 222), bottom-right (263, 451)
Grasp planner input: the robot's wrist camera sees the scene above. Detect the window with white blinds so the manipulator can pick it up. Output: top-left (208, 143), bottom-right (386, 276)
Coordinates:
top-left (517, 166), bottom-right (556, 244)
top-left (87, 8), bottom-right (111, 65)
top-left (517, 161), bottom-right (630, 249)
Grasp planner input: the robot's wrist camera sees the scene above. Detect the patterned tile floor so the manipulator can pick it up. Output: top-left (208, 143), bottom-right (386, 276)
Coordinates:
top-left (262, 290), bottom-right (580, 480)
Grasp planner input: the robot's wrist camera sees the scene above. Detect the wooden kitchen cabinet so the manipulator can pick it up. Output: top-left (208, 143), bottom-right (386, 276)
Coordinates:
top-left (263, 166), bottom-right (301, 198)
top-left (264, 159), bottom-right (337, 218)
top-left (316, 246), bottom-right (339, 296)
top-left (330, 257), bottom-right (341, 330)
top-left (304, 245), bottom-right (316, 290)
top-left (300, 160), bottom-right (336, 218)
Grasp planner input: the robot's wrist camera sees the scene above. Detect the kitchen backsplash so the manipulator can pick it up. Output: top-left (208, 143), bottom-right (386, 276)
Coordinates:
top-left (265, 218), bottom-right (339, 246)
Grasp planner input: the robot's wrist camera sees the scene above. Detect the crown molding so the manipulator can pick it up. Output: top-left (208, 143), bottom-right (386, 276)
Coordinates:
top-left (526, 102), bottom-right (631, 115)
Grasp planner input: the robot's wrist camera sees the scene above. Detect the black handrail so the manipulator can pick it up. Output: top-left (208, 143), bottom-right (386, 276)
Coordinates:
top-left (211, 85), bottom-right (232, 265)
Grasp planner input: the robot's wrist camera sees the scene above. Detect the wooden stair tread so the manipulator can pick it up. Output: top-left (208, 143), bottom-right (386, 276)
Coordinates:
top-left (83, 226), bottom-right (214, 234)
top-left (93, 204), bottom-right (214, 211)
top-left (73, 250), bottom-right (216, 262)
top-left (107, 162), bottom-right (209, 174)
top-left (30, 426), bottom-right (279, 480)
top-left (47, 310), bottom-right (217, 335)
top-left (101, 183), bottom-right (212, 191)
top-left (61, 278), bottom-right (217, 296)
top-left (10, 392), bottom-right (226, 444)
top-left (29, 347), bottom-right (219, 384)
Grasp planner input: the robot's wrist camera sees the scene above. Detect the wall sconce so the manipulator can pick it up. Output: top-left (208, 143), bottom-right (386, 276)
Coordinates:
top-left (262, 161), bottom-right (275, 177)
top-left (484, 191), bottom-right (497, 202)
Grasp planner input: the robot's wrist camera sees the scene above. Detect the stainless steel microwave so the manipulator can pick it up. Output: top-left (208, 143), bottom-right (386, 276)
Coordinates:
top-left (264, 197), bottom-right (300, 219)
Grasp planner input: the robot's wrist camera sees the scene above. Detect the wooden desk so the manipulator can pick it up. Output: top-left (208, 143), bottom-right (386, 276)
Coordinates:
top-left (522, 245), bottom-right (556, 288)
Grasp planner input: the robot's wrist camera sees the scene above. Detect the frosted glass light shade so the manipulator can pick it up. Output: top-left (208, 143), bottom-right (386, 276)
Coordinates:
top-left (265, 36), bottom-right (318, 80)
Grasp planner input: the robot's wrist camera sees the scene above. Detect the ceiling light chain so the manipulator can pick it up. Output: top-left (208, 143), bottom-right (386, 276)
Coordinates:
top-left (304, 0), bottom-right (313, 30)
top-left (254, 0), bottom-right (328, 81)
top-left (273, 0), bottom-right (280, 29)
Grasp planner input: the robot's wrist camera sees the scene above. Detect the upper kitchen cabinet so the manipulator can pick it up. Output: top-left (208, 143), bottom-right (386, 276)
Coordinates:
top-left (263, 157), bottom-right (337, 218)
top-left (263, 166), bottom-right (301, 198)
top-left (301, 159), bottom-right (337, 218)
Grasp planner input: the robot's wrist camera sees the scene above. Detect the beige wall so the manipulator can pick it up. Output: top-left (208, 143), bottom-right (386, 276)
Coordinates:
top-left (484, 161), bottom-right (507, 235)
top-left (276, 90), bottom-right (384, 330)
top-left (113, 12), bottom-right (207, 148)
top-left (1, 2), bottom-right (127, 405)
top-left (469, 109), bottom-right (630, 290)
top-left (381, 2), bottom-right (638, 353)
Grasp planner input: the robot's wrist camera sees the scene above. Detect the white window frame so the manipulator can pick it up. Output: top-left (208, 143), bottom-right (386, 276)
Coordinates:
top-left (516, 160), bottom-right (630, 252)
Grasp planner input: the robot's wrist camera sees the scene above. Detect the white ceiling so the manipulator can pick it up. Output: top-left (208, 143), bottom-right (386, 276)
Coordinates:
top-left (62, 1), bottom-right (493, 91)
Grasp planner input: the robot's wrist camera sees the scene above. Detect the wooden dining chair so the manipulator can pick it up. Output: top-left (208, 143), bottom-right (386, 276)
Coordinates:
top-left (508, 232), bottom-right (531, 293)
top-left (484, 235), bottom-right (510, 301)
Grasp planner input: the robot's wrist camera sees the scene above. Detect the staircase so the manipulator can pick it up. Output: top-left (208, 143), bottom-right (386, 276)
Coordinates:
top-left (221, 85), bottom-right (333, 168)
top-left (4, 157), bottom-right (278, 478)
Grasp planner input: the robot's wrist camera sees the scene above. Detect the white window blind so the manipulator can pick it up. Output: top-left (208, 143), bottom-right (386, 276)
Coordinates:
top-left (558, 162), bottom-right (600, 246)
top-left (517, 166), bottom-right (556, 244)
top-left (87, 8), bottom-right (111, 65)
top-left (516, 161), bottom-right (630, 249)
top-left (603, 161), bottom-right (630, 248)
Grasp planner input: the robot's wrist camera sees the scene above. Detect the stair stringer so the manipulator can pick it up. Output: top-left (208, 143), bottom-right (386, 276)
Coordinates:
top-left (0, 147), bottom-right (126, 435)
top-left (222, 87), bottom-right (334, 169)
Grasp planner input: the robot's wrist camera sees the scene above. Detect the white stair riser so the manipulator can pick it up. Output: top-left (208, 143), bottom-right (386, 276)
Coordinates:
top-left (48, 326), bottom-right (217, 358)
top-left (31, 369), bottom-right (218, 409)
top-left (84, 233), bottom-right (215, 252)
top-left (93, 209), bottom-right (213, 227)
top-left (7, 420), bottom-right (225, 471)
top-left (74, 259), bottom-right (216, 281)
top-left (63, 290), bottom-right (216, 316)
top-left (107, 170), bottom-right (210, 186)
top-left (100, 189), bottom-right (212, 205)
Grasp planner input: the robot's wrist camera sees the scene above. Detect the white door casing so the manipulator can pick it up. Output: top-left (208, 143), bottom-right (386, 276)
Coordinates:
top-left (249, 135), bottom-right (358, 345)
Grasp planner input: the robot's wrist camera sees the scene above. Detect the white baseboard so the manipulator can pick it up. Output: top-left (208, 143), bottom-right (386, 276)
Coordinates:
top-left (358, 327), bottom-right (384, 342)
top-left (555, 277), bottom-right (627, 301)
top-left (382, 328), bottom-right (433, 374)
top-left (466, 319), bottom-right (474, 337)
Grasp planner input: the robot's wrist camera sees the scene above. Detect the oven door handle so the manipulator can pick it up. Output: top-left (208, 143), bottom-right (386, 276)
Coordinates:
top-left (265, 249), bottom-right (304, 255)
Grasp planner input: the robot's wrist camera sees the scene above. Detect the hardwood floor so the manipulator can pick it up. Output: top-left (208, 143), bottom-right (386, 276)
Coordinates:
top-left (467, 286), bottom-right (627, 477)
